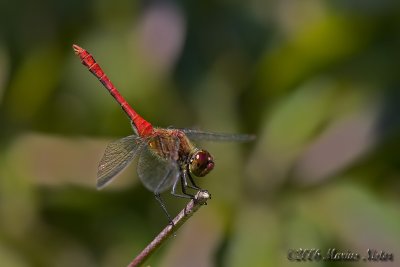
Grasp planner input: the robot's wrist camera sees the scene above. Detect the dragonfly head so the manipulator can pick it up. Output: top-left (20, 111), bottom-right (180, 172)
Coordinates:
top-left (189, 149), bottom-right (214, 177)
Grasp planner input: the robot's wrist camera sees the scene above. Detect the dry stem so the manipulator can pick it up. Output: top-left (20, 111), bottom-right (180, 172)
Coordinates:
top-left (127, 190), bottom-right (211, 267)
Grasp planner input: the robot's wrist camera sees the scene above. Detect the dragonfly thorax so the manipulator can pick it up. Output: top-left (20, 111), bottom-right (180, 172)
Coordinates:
top-left (146, 130), bottom-right (215, 179)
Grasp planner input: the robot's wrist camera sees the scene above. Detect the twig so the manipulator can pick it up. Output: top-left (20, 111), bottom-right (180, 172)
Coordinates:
top-left (127, 190), bottom-right (211, 267)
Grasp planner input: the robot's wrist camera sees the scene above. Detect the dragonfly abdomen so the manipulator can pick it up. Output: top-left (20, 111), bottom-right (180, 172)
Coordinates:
top-left (73, 44), bottom-right (154, 137)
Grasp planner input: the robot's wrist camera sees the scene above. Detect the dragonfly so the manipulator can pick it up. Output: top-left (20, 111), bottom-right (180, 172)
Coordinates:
top-left (73, 44), bottom-right (254, 221)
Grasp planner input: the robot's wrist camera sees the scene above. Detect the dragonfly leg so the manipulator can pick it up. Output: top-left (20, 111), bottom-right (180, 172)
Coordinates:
top-left (180, 174), bottom-right (195, 198)
top-left (186, 170), bottom-right (201, 190)
top-left (154, 193), bottom-right (174, 226)
top-left (170, 174), bottom-right (194, 199)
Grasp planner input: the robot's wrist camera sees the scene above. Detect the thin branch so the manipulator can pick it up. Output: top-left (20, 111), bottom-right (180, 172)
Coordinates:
top-left (127, 190), bottom-right (211, 267)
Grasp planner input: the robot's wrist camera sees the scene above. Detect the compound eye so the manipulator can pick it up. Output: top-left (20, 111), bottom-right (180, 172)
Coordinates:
top-left (189, 150), bottom-right (214, 177)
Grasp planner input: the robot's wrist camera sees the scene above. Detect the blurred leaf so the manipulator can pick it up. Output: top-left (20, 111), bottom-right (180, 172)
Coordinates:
top-left (0, 153), bottom-right (37, 239)
top-left (294, 97), bottom-right (381, 184)
top-left (0, 43), bottom-right (9, 105)
top-left (224, 203), bottom-right (280, 267)
top-left (258, 14), bottom-right (374, 93)
top-left (246, 79), bottom-right (337, 192)
top-left (299, 181), bottom-right (400, 256)
top-left (5, 133), bottom-right (139, 189)
top-left (6, 45), bottom-right (62, 121)
top-left (0, 242), bottom-right (29, 267)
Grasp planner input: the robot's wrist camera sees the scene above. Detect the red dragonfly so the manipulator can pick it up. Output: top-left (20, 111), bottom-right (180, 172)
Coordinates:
top-left (73, 44), bottom-right (254, 219)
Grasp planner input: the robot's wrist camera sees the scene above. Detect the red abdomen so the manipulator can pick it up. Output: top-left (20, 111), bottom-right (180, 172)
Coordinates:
top-left (73, 44), bottom-right (153, 137)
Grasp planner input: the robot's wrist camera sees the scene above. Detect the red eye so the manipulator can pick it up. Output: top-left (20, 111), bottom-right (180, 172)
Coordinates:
top-left (189, 150), bottom-right (214, 177)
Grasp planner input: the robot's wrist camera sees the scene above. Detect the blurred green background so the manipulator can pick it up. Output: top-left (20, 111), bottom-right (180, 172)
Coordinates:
top-left (1, 0), bottom-right (400, 266)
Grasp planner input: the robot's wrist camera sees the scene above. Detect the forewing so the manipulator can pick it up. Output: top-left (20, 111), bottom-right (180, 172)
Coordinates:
top-left (182, 129), bottom-right (255, 142)
top-left (97, 135), bottom-right (144, 189)
top-left (137, 141), bottom-right (180, 194)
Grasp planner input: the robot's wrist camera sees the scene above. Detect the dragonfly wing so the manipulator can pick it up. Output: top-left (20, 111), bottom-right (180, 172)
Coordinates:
top-left (137, 143), bottom-right (180, 194)
top-left (181, 129), bottom-right (256, 142)
top-left (97, 135), bottom-right (144, 189)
